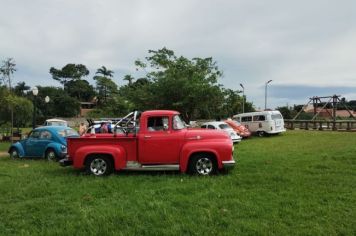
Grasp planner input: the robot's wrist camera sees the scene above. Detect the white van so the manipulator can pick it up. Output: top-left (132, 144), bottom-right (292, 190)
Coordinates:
top-left (233, 110), bottom-right (286, 136)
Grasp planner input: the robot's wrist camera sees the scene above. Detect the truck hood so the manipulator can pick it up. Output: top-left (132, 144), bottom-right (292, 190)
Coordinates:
top-left (185, 129), bottom-right (230, 141)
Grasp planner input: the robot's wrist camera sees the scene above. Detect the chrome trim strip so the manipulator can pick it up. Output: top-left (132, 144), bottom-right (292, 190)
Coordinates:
top-left (124, 164), bottom-right (180, 171)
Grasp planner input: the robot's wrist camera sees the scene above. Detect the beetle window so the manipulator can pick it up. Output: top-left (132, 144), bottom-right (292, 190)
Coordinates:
top-left (147, 116), bottom-right (169, 131)
top-left (218, 124), bottom-right (229, 129)
top-left (29, 130), bottom-right (40, 138)
top-left (207, 125), bottom-right (216, 129)
top-left (40, 130), bottom-right (52, 139)
top-left (241, 116), bottom-right (252, 122)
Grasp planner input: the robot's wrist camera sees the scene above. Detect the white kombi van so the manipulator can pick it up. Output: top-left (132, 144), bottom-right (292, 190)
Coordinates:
top-left (233, 110), bottom-right (286, 136)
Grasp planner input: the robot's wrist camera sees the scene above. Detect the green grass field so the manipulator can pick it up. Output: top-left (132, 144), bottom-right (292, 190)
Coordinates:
top-left (0, 142), bottom-right (10, 153)
top-left (0, 131), bottom-right (355, 235)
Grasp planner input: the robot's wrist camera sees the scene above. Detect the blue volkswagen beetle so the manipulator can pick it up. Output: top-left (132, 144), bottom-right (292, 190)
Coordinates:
top-left (8, 126), bottom-right (79, 161)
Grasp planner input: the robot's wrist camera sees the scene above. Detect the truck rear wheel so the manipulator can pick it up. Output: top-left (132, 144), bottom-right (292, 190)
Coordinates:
top-left (85, 155), bottom-right (114, 176)
top-left (189, 153), bottom-right (217, 176)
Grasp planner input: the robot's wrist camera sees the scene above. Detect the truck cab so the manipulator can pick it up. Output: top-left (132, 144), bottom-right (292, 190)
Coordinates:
top-left (60, 110), bottom-right (235, 176)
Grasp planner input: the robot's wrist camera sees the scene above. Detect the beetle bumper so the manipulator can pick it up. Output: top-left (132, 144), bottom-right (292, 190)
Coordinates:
top-left (59, 158), bottom-right (73, 167)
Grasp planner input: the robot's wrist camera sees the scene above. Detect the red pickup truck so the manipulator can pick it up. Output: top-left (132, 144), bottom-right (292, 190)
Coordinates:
top-left (60, 110), bottom-right (235, 176)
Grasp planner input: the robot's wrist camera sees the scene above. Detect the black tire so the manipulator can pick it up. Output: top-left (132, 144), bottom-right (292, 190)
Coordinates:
top-left (85, 155), bottom-right (114, 176)
top-left (9, 148), bottom-right (19, 159)
top-left (257, 131), bottom-right (265, 137)
top-left (45, 148), bottom-right (58, 161)
top-left (188, 153), bottom-right (217, 176)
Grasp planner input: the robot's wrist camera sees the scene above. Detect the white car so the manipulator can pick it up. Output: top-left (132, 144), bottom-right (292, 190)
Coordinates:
top-left (44, 119), bottom-right (68, 127)
top-left (201, 121), bottom-right (242, 143)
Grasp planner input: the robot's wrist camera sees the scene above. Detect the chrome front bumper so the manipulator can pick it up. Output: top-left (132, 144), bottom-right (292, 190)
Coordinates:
top-left (222, 160), bottom-right (235, 170)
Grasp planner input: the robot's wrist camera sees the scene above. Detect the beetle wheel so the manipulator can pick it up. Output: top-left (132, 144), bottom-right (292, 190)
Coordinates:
top-left (9, 148), bottom-right (19, 159)
top-left (45, 149), bottom-right (58, 161)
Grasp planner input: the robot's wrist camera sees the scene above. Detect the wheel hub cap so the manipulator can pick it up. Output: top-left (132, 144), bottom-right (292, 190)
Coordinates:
top-left (90, 159), bottom-right (107, 175)
top-left (196, 158), bottom-right (213, 175)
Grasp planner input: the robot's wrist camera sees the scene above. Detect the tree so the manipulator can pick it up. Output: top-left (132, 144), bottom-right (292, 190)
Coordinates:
top-left (0, 58), bottom-right (16, 90)
top-left (93, 76), bottom-right (118, 104)
top-left (276, 106), bottom-right (293, 119)
top-left (96, 66), bottom-right (114, 78)
top-left (66, 79), bottom-right (96, 101)
top-left (13, 81), bottom-right (30, 97)
top-left (0, 87), bottom-right (33, 127)
top-left (132, 47), bottom-right (225, 122)
top-left (123, 74), bottom-right (134, 86)
top-left (35, 86), bottom-right (80, 118)
top-left (49, 64), bottom-right (89, 88)
top-left (93, 66), bottom-right (117, 104)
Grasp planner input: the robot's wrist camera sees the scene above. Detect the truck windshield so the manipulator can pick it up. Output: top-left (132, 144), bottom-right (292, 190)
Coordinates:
top-left (173, 115), bottom-right (185, 130)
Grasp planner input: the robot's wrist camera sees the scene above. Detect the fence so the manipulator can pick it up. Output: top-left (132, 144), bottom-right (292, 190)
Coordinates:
top-left (0, 128), bottom-right (22, 141)
top-left (285, 120), bottom-right (356, 131)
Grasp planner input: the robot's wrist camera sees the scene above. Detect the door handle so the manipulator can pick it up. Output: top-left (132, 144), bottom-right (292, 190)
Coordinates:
top-left (144, 135), bottom-right (152, 139)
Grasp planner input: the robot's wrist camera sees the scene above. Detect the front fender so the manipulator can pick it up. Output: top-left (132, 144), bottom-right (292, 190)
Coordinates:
top-left (9, 142), bottom-right (25, 158)
top-left (180, 140), bottom-right (230, 172)
top-left (72, 145), bottom-right (126, 170)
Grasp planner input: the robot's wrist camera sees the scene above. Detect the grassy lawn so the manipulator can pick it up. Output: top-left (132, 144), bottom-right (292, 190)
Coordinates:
top-left (0, 142), bottom-right (10, 154)
top-left (0, 131), bottom-right (355, 235)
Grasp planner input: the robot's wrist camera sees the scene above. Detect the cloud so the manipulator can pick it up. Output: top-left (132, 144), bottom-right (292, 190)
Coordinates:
top-left (1, 0), bottom-right (356, 109)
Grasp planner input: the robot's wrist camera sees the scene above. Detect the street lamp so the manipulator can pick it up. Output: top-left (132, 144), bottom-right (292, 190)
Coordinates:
top-left (264, 80), bottom-right (272, 110)
top-left (32, 87), bottom-right (39, 129)
top-left (240, 83), bottom-right (245, 113)
top-left (45, 96), bottom-right (50, 120)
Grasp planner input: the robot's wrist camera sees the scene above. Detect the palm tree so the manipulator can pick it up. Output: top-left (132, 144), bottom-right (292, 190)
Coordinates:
top-left (123, 75), bottom-right (134, 86)
top-left (96, 66), bottom-right (114, 78)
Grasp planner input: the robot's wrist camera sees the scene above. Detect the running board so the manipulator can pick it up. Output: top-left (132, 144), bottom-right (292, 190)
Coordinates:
top-left (124, 164), bottom-right (180, 171)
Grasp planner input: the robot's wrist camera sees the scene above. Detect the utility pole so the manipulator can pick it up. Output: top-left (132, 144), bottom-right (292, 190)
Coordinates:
top-left (240, 83), bottom-right (245, 113)
top-left (264, 80), bottom-right (272, 110)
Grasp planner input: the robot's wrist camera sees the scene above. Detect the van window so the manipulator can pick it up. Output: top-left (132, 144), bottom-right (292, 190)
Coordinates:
top-left (253, 115), bottom-right (266, 121)
top-left (241, 116), bottom-right (252, 122)
top-left (272, 114), bottom-right (282, 120)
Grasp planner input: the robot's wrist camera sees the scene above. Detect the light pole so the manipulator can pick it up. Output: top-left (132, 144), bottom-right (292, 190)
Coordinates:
top-left (240, 83), bottom-right (245, 113)
top-left (45, 96), bottom-right (50, 120)
top-left (32, 87), bottom-right (39, 129)
top-left (264, 80), bottom-right (272, 110)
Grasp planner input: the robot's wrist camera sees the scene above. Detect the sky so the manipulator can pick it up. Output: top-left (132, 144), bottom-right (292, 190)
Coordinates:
top-left (1, 0), bottom-right (356, 109)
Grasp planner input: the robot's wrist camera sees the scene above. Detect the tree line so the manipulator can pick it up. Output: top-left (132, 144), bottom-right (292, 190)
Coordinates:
top-left (0, 48), bottom-right (254, 128)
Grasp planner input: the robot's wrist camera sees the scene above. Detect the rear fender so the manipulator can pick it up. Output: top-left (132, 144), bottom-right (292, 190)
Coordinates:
top-left (180, 142), bottom-right (222, 172)
top-left (44, 143), bottom-right (62, 158)
top-left (9, 142), bottom-right (25, 158)
top-left (73, 145), bottom-right (126, 169)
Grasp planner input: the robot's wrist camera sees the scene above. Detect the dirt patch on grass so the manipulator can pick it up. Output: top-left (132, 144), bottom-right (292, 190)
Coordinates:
top-left (0, 152), bottom-right (8, 157)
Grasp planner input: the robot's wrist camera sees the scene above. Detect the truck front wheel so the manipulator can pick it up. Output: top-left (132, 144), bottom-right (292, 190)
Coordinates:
top-left (85, 155), bottom-right (114, 176)
top-left (189, 153), bottom-right (217, 176)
